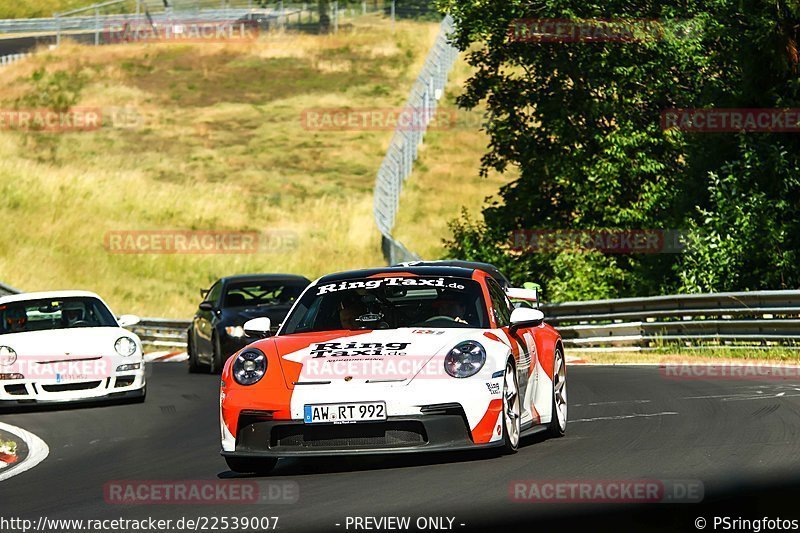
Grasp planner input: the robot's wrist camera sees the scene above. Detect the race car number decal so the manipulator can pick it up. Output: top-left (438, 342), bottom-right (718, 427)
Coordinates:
top-left (304, 402), bottom-right (387, 424)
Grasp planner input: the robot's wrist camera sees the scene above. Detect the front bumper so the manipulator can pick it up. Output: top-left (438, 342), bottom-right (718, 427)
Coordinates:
top-left (221, 410), bottom-right (503, 458)
top-left (0, 370), bottom-right (146, 405)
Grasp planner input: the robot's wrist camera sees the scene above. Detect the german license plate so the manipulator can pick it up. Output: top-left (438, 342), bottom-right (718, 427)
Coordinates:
top-left (303, 402), bottom-right (387, 424)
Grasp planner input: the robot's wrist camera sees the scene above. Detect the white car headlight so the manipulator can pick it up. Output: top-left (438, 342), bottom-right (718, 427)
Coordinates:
top-left (114, 337), bottom-right (137, 357)
top-left (225, 326), bottom-right (245, 338)
top-left (232, 349), bottom-right (267, 386)
top-left (0, 346), bottom-right (17, 366)
top-left (444, 341), bottom-right (486, 378)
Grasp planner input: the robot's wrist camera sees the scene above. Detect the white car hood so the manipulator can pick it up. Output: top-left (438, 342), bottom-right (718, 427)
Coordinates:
top-left (0, 327), bottom-right (137, 359)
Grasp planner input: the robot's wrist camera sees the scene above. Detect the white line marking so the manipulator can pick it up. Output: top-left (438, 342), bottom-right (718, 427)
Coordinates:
top-left (0, 422), bottom-right (49, 482)
top-left (571, 412), bottom-right (679, 423)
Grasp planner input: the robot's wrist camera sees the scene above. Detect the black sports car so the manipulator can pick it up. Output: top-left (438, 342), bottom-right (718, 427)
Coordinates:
top-left (187, 274), bottom-right (310, 374)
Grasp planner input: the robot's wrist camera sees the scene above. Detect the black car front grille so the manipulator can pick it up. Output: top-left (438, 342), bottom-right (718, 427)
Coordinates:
top-left (4, 384), bottom-right (27, 395)
top-left (271, 421), bottom-right (427, 450)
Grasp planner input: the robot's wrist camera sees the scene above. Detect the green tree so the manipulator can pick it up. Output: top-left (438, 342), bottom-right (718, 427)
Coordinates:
top-left (438, 0), bottom-right (800, 300)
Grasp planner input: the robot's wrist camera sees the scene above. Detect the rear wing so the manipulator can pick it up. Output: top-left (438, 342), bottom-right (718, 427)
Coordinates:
top-left (506, 282), bottom-right (541, 309)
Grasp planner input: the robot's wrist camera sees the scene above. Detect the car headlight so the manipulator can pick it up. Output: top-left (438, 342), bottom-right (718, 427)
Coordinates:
top-left (233, 349), bottom-right (267, 386)
top-left (116, 363), bottom-right (141, 372)
top-left (0, 346), bottom-right (17, 366)
top-left (225, 326), bottom-right (245, 338)
top-left (444, 341), bottom-right (486, 378)
top-left (114, 337), bottom-right (137, 357)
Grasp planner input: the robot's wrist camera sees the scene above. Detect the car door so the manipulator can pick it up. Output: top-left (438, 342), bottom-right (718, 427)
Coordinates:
top-left (194, 281), bottom-right (223, 364)
top-left (487, 278), bottom-right (537, 425)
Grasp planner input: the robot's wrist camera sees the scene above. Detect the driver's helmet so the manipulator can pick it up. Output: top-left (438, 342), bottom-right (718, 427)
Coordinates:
top-left (62, 302), bottom-right (86, 326)
top-left (4, 307), bottom-right (27, 332)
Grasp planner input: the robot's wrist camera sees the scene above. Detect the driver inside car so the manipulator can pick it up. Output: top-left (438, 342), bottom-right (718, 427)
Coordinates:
top-left (433, 297), bottom-right (468, 324)
top-left (338, 299), bottom-right (367, 330)
top-left (61, 303), bottom-right (86, 327)
top-left (4, 307), bottom-right (28, 333)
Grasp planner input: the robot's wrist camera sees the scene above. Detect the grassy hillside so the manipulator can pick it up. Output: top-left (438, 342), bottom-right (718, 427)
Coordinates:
top-left (0, 17), bottom-right (510, 317)
top-left (0, 0), bottom-right (88, 19)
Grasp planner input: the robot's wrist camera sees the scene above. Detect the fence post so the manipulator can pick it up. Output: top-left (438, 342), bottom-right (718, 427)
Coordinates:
top-left (333, 1), bottom-right (338, 33)
top-left (56, 14), bottom-right (61, 47)
top-left (391, 0), bottom-right (395, 30)
top-left (95, 6), bottom-right (100, 46)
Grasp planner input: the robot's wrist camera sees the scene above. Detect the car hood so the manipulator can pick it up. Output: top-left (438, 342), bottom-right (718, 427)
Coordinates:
top-left (274, 328), bottom-right (480, 387)
top-left (0, 327), bottom-right (139, 359)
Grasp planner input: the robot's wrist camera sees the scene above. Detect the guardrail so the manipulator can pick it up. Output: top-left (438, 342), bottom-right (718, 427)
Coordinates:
top-left (0, 282), bottom-right (22, 297)
top-left (126, 318), bottom-right (190, 350)
top-left (373, 13), bottom-right (459, 264)
top-left (0, 53), bottom-right (31, 67)
top-left (543, 290), bottom-right (800, 350)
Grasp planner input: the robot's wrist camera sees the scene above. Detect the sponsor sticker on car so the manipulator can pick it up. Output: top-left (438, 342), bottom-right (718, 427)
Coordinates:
top-left (304, 402), bottom-right (387, 424)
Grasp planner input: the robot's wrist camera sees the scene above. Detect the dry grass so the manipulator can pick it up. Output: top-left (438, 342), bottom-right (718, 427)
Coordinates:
top-left (0, 18), bottom-right (479, 318)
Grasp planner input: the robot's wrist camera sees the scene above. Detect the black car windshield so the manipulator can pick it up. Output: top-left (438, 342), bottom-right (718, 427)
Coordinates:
top-left (281, 276), bottom-right (489, 334)
top-left (223, 281), bottom-right (306, 308)
top-left (0, 297), bottom-right (117, 334)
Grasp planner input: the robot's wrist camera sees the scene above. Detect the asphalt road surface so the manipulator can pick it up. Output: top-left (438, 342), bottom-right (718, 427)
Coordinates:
top-left (3, 364), bottom-right (800, 532)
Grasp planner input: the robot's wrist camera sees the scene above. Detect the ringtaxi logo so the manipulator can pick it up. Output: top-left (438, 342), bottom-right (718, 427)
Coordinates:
top-left (104, 480), bottom-right (299, 505)
top-left (104, 230), bottom-right (298, 255)
top-left (510, 479), bottom-right (704, 503)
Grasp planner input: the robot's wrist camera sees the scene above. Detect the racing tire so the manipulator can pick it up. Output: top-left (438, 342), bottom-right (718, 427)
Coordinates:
top-left (187, 329), bottom-right (210, 374)
top-left (500, 360), bottom-right (521, 454)
top-left (546, 346), bottom-right (567, 438)
top-left (225, 457), bottom-right (278, 475)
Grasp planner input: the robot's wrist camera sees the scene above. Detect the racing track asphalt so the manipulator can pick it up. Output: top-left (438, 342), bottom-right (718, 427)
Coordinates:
top-left (3, 364), bottom-right (800, 532)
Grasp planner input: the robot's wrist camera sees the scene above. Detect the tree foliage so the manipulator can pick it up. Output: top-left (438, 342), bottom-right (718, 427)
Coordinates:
top-left (436, 0), bottom-right (800, 300)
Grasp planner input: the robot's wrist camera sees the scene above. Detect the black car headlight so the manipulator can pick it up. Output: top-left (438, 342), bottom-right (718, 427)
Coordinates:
top-left (444, 341), bottom-right (486, 378)
top-left (233, 349), bottom-right (267, 386)
top-left (0, 346), bottom-right (17, 366)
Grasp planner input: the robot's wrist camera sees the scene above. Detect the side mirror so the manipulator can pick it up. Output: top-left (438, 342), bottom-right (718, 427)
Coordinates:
top-left (198, 301), bottom-right (215, 312)
top-left (244, 317), bottom-right (272, 339)
top-left (509, 307), bottom-right (545, 333)
top-left (118, 314), bottom-right (140, 327)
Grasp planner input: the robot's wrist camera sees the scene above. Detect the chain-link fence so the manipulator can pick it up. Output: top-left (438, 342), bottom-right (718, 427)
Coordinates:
top-left (373, 14), bottom-right (459, 264)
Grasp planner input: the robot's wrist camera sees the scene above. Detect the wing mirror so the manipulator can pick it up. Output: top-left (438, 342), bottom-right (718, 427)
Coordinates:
top-left (117, 314), bottom-right (140, 327)
top-left (198, 301), bottom-right (215, 312)
top-left (244, 317), bottom-right (272, 339)
top-left (509, 307), bottom-right (545, 333)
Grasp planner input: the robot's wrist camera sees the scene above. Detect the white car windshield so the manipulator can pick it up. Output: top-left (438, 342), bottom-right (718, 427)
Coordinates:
top-left (281, 276), bottom-right (490, 334)
top-left (0, 297), bottom-right (118, 334)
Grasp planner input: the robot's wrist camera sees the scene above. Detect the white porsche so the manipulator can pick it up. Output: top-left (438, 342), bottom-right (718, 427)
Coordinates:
top-left (0, 290), bottom-right (146, 405)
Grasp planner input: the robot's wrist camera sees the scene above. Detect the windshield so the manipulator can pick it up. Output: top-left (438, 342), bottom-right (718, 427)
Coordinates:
top-left (281, 276), bottom-right (489, 335)
top-left (223, 281), bottom-right (306, 308)
top-left (0, 297), bottom-right (118, 334)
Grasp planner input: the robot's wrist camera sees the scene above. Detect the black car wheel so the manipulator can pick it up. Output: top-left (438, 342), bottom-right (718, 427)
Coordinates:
top-left (187, 328), bottom-right (211, 374)
top-left (210, 333), bottom-right (224, 374)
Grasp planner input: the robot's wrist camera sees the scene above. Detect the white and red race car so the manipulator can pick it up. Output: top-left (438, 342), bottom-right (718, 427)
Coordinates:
top-left (220, 265), bottom-right (566, 474)
top-left (0, 290), bottom-right (146, 405)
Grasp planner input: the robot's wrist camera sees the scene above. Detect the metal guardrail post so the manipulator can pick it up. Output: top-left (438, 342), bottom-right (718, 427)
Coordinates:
top-left (95, 7), bottom-right (100, 45)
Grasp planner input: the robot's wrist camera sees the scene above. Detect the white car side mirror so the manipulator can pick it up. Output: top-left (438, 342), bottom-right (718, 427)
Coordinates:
top-left (509, 307), bottom-right (545, 333)
top-left (118, 314), bottom-right (141, 327)
top-left (244, 317), bottom-right (272, 339)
